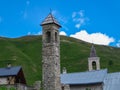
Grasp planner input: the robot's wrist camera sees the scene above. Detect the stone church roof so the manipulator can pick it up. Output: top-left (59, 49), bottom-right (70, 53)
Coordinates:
top-left (41, 13), bottom-right (61, 27)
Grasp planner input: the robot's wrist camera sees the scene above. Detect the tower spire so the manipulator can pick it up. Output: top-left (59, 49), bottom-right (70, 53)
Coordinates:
top-left (88, 44), bottom-right (100, 71)
top-left (41, 12), bottom-right (61, 27)
top-left (90, 44), bottom-right (97, 57)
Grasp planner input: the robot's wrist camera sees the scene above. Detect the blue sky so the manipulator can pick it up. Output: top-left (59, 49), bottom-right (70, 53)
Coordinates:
top-left (0, 0), bottom-right (120, 47)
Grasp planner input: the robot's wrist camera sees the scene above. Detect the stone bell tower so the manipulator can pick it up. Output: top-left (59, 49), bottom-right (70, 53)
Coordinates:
top-left (88, 44), bottom-right (100, 71)
top-left (41, 13), bottom-right (61, 90)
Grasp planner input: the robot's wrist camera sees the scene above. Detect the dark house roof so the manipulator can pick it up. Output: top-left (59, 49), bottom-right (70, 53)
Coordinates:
top-left (61, 69), bottom-right (107, 85)
top-left (0, 66), bottom-right (26, 84)
top-left (0, 66), bottom-right (21, 76)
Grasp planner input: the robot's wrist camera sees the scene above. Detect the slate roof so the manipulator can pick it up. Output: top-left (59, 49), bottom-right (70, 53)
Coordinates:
top-left (61, 69), bottom-right (107, 85)
top-left (0, 66), bottom-right (22, 77)
top-left (41, 13), bottom-right (61, 27)
top-left (103, 72), bottom-right (120, 90)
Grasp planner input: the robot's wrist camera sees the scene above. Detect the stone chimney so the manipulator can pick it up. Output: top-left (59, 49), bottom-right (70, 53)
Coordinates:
top-left (62, 67), bottom-right (67, 74)
top-left (7, 63), bottom-right (11, 68)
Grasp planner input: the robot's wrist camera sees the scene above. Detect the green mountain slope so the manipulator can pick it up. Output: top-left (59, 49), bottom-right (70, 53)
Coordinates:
top-left (0, 35), bottom-right (120, 85)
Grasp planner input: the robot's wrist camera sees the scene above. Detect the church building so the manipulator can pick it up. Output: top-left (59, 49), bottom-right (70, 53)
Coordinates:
top-left (41, 13), bottom-right (120, 90)
top-left (61, 45), bottom-right (120, 90)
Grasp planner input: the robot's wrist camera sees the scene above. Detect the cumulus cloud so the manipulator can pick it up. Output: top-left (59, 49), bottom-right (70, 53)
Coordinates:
top-left (70, 30), bottom-right (114, 45)
top-left (27, 31), bottom-right (42, 35)
top-left (116, 40), bottom-right (120, 47)
top-left (60, 31), bottom-right (67, 36)
top-left (27, 32), bottom-right (31, 35)
top-left (72, 10), bottom-right (89, 29)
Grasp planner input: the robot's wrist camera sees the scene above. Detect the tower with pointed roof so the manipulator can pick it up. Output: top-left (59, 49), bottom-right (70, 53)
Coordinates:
top-left (41, 13), bottom-right (61, 90)
top-left (88, 44), bottom-right (100, 71)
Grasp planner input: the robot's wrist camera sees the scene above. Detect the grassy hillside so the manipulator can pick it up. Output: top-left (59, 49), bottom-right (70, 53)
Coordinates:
top-left (0, 35), bottom-right (120, 85)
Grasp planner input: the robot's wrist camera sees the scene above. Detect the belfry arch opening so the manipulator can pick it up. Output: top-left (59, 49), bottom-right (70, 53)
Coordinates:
top-left (55, 32), bottom-right (58, 42)
top-left (46, 31), bottom-right (51, 43)
top-left (92, 61), bottom-right (97, 70)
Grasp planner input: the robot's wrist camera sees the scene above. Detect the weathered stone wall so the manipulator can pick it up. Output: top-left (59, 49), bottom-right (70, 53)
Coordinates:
top-left (0, 83), bottom-right (36, 90)
top-left (62, 84), bottom-right (70, 90)
top-left (42, 24), bottom-right (61, 90)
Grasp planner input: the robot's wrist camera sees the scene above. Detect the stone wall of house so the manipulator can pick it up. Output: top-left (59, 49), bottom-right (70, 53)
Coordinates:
top-left (0, 83), bottom-right (40, 90)
top-left (0, 78), bottom-right (8, 84)
top-left (62, 84), bottom-right (70, 90)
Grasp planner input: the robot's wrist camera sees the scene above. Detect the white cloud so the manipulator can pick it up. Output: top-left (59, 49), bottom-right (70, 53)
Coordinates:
top-left (70, 30), bottom-right (114, 45)
top-left (27, 31), bottom-right (42, 36)
top-left (37, 31), bottom-right (42, 35)
top-left (21, 1), bottom-right (30, 19)
top-left (75, 24), bottom-right (81, 29)
top-left (72, 10), bottom-right (89, 29)
top-left (116, 40), bottom-right (120, 47)
top-left (27, 32), bottom-right (31, 35)
top-left (60, 31), bottom-right (67, 36)
top-left (72, 12), bottom-right (76, 18)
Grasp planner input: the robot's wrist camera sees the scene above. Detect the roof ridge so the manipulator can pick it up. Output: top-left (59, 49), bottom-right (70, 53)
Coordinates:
top-left (61, 69), bottom-right (108, 75)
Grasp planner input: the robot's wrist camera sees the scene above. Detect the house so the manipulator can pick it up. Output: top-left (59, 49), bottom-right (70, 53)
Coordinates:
top-left (0, 65), bottom-right (26, 85)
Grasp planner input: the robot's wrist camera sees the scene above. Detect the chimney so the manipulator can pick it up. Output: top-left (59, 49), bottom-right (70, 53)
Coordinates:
top-left (7, 63), bottom-right (11, 68)
top-left (62, 67), bottom-right (67, 74)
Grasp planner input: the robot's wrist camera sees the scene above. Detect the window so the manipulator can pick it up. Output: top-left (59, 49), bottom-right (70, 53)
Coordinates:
top-left (55, 32), bottom-right (58, 42)
top-left (46, 31), bottom-right (51, 43)
top-left (92, 61), bottom-right (97, 70)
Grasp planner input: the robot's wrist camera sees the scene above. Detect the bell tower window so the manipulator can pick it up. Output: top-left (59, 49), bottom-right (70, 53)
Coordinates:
top-left (55, 32), bottom-right (58, 42)
top-left (92, 61), bottom-right (97, 70)
top-left (46, 31), bottom-right (51, 43)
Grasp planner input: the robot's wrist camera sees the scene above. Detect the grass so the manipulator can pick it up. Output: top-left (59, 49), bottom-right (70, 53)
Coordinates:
top-left (0, 35), bottom-right (120, 85)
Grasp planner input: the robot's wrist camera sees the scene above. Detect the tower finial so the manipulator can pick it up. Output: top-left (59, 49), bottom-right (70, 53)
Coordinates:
top-left (50, 8), bottom-right (52, 14)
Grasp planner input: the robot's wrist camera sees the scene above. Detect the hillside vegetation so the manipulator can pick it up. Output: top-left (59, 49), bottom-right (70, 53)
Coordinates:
top-left (0, 35), bottom-right (120, 85)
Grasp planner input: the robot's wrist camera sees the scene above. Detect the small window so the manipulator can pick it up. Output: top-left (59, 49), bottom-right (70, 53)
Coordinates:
top-left (46, 31), bottom-right (51, 43)
top-left (55, 32), bottom-right (58, 42)
top-left (92, 61), bottom-right (97, 70)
